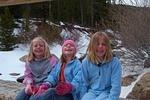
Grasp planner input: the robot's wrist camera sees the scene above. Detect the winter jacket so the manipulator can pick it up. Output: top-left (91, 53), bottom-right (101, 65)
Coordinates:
top-left (81, 57), bottom-right (122, 100)
top-left (23, 54), bottom-right (58, 85)
top-left (45, 57), bottom-right (81, 100)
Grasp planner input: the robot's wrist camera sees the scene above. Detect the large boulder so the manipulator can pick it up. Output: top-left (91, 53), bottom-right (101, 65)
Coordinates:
top-left (122, 75), bottom-right (137, 86)
top-left (127, 72), bottom-right (150, 100)
top-left (0, 79), bottom-right (24, 100)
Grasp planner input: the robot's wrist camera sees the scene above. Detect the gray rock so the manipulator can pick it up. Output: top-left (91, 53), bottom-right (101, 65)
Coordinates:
top-left (127, 72), bottom-right (150, 100)
top-left (0, 79), bottom-right (24, 100)
top-left (144, 58), bottom-right (150, 68)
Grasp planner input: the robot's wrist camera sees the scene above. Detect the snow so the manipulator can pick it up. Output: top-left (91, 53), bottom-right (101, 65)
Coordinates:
top-left (0, 48), bottom-right (27, 81)
top-left (50, 43), bottom-right (62, 58)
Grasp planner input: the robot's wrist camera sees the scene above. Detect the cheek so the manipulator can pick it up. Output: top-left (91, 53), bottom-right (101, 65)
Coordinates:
top-left (96, 46), bottom-right (102, 52)
top-left (96, 47), bottom-right (106, 54)
top-left (62, 47), bottom-right (66, 52)
top-left (62, 47), bottom-right (68, 54)
top-left (72, 47), bottom-right (76, 52)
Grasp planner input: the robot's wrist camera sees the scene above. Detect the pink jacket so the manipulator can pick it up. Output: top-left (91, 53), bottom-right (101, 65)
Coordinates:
top-left (23, 54), bottom-right (58, 85)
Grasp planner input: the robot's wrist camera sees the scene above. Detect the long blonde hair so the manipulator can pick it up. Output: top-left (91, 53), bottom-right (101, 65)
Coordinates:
top-left (87, 31), bottom-right (113, 64)
top-left (27, 36), bottom-right (51, 62)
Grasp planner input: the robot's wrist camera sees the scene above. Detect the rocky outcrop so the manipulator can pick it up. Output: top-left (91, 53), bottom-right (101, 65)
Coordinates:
top-left (0, 79), bottom-right (135, 100)
top-left (144, 58), bottom-right (150, 68)
top-left (127, 72), bottom-right (150, 100)
top-left (122, 75), bottom-right (137, 86)
top-left (0, 79), bottom-right (24, 100)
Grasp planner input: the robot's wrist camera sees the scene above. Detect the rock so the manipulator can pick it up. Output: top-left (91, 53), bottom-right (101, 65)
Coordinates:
top-left (16, 75), bottom-right (24, 83)
top-left (0, 73), bottom-right (2, 75)
top-left (122, 75), bottom-right (137, 86)
top-left (19, 55), bottom-right (27, 62)
top-left (0, 79), bottom-right (139, 100)
top-left (0, 79), bottom-right (24, 100)
top-left (127, 72), bottom-right (150, 100)
top-left (9, 73), bottom-right (20, 76)
top-left (139, 88), bottom-right (150, 100)
top-left (144, 58), bottom-right (150, 68)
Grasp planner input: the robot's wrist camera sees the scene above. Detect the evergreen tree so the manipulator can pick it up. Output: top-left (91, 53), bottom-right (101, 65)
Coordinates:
top-left (0, 7), bottom-right (17, 51)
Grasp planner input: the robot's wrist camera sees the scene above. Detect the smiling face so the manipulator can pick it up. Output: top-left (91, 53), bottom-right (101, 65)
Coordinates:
top-left (32, 40), bottom-right (45, 59)
top-left (62, 43), bottom-right (76, 56)
top-left (96, 39), bottom-right (107, 59)
top-left (87, 32), bottom-right (112, 64)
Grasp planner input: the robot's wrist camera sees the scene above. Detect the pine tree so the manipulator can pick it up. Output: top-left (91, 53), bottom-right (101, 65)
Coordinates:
top-left (0, 7), bottom-right (17, 51)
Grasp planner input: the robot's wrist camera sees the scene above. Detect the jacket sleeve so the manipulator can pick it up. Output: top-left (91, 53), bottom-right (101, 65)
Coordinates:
top-left (23, 62), bottom-right (34, 85)
top-left (44, 62), bottom-right (60, 86)
top-left (71, 60), bottom-right (82, 92)
top-left (49, 54), bottom-right (59, 68)
top-left (80, 58), bottom-right (89, 98)
top-left (108, 58), bottom-right (122, 100)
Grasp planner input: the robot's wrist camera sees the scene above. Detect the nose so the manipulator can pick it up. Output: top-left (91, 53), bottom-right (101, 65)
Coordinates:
top-left (37, 45), bottom-right (41, 48)
top-left (99, 44), bottom-right (103, 47)
top-left (66, 44), bottom-right (71, 47)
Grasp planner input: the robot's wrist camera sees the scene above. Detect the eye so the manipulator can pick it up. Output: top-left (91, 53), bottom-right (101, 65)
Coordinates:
top-left (101, 43), bottom-right (106, 46)
top-left (65, 43), bottom-right (74, 47)
top-left (39, 44), bottom-right (44, 47)
top-left (33, 44), bottom-right (38, 47)
top-left (69, 44), bottom-right (74, 47)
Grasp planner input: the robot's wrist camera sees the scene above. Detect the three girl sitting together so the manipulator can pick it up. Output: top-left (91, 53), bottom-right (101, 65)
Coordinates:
top-left (16, 31), bottom-right (122, 100)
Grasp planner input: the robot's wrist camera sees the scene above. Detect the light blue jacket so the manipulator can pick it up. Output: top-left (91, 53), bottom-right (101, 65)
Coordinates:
top-left (45, 57), bottom-right (81, 100)
top-left (81, 57), bottom-right (122, 100)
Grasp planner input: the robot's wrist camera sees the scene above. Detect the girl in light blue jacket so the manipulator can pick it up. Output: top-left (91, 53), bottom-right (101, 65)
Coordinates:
top-left (30, 39), bottom-right (81, 100)
top-left (81, 32), bottom-right (122, 100)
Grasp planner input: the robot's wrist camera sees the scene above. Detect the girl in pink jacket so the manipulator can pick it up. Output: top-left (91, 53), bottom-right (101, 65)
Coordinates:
top-left (15, 36), bottom-right (58, 100)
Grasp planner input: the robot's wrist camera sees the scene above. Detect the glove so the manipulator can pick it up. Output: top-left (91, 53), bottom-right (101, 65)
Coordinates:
top-left (35, 83), bottom-right (50, 95)
top-left (31, 85), bottom-right (39, 95)
top-left (55, 82), bottom-right (72, 95)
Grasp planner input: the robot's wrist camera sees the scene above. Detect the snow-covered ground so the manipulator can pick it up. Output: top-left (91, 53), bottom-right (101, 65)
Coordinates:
top-left (0, 48), bottom-right (26, 81)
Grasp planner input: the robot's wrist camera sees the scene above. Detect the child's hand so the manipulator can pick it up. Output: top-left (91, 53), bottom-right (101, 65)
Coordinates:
top-left (25, 84), bottom-right (33, 95)
top-left (55, 82), bottom-right (72, 95)
top-left (25, 84), bottom-right (39, 95)
top-left (35, 83), bottom-right (50, 95)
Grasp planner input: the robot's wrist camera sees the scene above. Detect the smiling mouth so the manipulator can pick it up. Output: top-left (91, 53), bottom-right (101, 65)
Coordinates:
top-left (99, 51), bottom-right (104, 53)
top-left (66, 50), bottom-right (73, 52)
top-left (97, 50), bottom-right (104, 53)
top-left (65, 49), bottom-right (73, 51)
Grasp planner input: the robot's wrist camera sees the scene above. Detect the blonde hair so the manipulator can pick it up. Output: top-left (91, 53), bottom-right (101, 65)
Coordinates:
top-left (27, 36), bottom-right (51, 62)
top-left (87, 31), bottom-right (113, 64)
